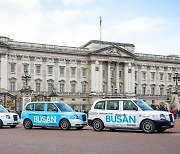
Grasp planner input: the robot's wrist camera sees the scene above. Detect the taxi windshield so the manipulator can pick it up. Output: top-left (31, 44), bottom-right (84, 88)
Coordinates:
top-left (0, 105), bottom-right (8, 113)
top-left (133, 99), bottom-right (153, 111)
top-left (55, 103), bottom-right (74, 112)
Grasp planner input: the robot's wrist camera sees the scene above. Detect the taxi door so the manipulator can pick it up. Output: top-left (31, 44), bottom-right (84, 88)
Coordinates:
top-left (119, 100), bottom-right (139, 128)
top-left (104, 100), bottom-right (122, 128)
top-left (33, 103), bottom-right (46, 126)
top-left (92, 100), bottom-right (107, 123)
top-left (45, 103), bottom-right (59, 127)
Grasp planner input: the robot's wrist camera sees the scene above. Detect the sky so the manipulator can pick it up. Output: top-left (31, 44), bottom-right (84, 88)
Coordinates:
top-left (0, 0), bottom-right (180, 56)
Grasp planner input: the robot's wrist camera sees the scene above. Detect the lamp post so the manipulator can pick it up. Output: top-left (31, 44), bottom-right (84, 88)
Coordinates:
top-left (173, 72), bottom-right (180, 86)
top-left (21, 70), bottom-right (31, 87)
top-left (169, 72), bottom-right (180, 110)
top-left (49, 85), bottom-right (58, 101)
top-left (20, 70), bottom-right (33, 109)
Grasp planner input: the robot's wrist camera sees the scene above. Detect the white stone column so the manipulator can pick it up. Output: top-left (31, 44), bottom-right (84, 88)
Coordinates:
top-left (90, 60), bottom-right (96, 93)
top-left (16, 55), bottom-right (23, 89)
top-left (1, 54), bottom-right (8, 89)
top-left (65, 59), bottom-right (70, 93)
top-left (29, 56), bottom-right (35, 90)
top-left (42, 57), bottom-right (47, 91)
top-left (99, 61), bottom-right (103, 93)
top-left (131, 63), bottom-right (135, 95)
top-left (107, 62), bottom-right (111, 93)
top-left (124, 62), bottom-right (129, 95)
top-left (77, 60), bottom-right (81, 93)
top-left (116, 62), bottom-right (120, 93)
top-left (54, 58), bottom-right (59, 91)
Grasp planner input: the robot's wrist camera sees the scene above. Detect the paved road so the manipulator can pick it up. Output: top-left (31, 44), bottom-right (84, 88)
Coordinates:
top-left (0, 119), bottom-right (180, 154)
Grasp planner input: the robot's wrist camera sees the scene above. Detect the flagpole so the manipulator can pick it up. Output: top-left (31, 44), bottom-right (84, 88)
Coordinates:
top-left (100, 16), bottom-right (102, 41)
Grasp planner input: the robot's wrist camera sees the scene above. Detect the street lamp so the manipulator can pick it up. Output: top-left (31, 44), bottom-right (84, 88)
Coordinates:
top-left (20, 70), bottom-right (32, 109)
top-left (21, 70), bottom-right (31, 87)
top-left (173, 72), bottom-right (180, 86)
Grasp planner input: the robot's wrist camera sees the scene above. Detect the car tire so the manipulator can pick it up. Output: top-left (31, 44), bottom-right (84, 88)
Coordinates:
top-left (156, 128), bottom-right (166, 133)
top-left (76, 126), bottom-right (84, 130)
top-left (92, 119), bottom-right (104, 131)
top-left (23, 119), bottom-right (33, 129)
top-left (10, 125), bottom-right (16, 128)
top-left (0, 120), bottom-right (3, 128)
top-left (141, 120), bottom-right (155, 133)
top-left (60, 119), bottom-right (71, 130)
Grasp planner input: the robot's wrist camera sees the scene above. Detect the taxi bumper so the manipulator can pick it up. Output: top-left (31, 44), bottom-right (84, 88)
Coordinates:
top-left (69, 119), bottom-right (87, 127)
top-left (2, 119), bottom-right (20, 126)
top-left (154, 120), bottom-right (174, 129)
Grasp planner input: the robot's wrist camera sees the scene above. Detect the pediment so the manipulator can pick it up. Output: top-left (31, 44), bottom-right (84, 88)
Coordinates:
top-left (90, 45), bottom-right (135, 57)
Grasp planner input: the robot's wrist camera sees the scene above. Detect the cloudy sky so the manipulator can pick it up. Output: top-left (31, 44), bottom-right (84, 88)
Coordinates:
top-left (0, 0), bottom-right (180, 55)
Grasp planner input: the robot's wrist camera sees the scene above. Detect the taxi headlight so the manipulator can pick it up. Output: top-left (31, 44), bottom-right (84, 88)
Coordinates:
top-left (160, 114), bottom-right (166, 120)
top-left (74, 114), bottom-right (79, 119)
top-left (6, 115), bottom-right (11, 119)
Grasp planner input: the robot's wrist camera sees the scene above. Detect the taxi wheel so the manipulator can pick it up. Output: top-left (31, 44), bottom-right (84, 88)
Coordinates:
top-left (10, 125), bottom-right (16, 128)
top-left (0, 120), bottom-right (3, 128)
top-left (93, 119), bottom-right (104, 131)
top-left (23, 119), bottom-right (33, 129)
top-left (60, 119), bottom-right (71, 130)
top-left (141, 120), bottom-right (155, 133)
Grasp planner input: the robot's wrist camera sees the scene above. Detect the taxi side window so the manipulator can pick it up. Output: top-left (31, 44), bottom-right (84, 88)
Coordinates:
top-left (47, 103), bottom-right (58, 112)
top-left (107, 100), bottom-right (119, 110)
top-left (26, 103), bottom-right (34, 111)
top-left (123, 101), bottom-right (137, 110)
top-left (35, 103), bottom-right (44, 111)
top-left (94, 101), bottom-right (105, 110)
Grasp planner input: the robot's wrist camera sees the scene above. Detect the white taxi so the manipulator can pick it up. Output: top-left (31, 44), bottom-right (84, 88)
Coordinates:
top-left (0, 105), bottom-right (20, 128)
top-left (88, 98), bottom-right (175, 133)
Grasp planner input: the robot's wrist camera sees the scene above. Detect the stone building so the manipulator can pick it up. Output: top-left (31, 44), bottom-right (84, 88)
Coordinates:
top-left (0, 36), bottom-right (180, 111)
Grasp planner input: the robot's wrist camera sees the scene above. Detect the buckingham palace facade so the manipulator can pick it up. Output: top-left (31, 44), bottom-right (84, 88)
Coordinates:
top-left (0, 36), bottom-right (180, 111)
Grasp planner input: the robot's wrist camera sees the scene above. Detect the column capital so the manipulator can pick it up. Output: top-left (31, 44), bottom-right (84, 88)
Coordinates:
top-left (54, 58), bottom-right (59, 63)
top-left (42, 57), bottom-right (47, 62)
top-left (16, 55), bottom-right (23, 60)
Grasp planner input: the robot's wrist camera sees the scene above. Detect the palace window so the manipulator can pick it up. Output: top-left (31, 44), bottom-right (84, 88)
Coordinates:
top-left (36, 83), bottom-right (41, 92)
top-left (103, 70), bottom-right (106, 79)
top-left (59, 66), bottom-right (65, 77)
top-left (71, 83), bottom-right (76, 93)
top-left (10, 81), bottom-right (15, 91)
top-left (36, 65), bottom-right (41, 75)
top-left (160, 73), bottom-right (164, 81)
top-left (82, 82), bottom-right (87, 93)
top-left (151, 87), bottom-right (155, 96)
top-left (48, 83), bottom-right (53, 93)
top-left (10, 63), bottom-right (16, 74)
top-left (151, 72), bottom-right (155, 81)
top-left (48, 66), bottom-right (53, 76)
top-left (135, 71), bottom-right (137, 81)
top-left (71, 67), bottom-right (76, 77)
top-left (142, 87), bottom-right (146, 95)
top-left (160, 87), bottom-right (164, 95)
top-left (111, 69), bottom-right (114, 78)
top-left (82, 68), bottom-right (86, 77)
top-left (59, 83), bottom-right (65, 93)
top-left (135, 86), bottom-right (137, 94)
top-left (142, 72), bottom-right (146, 81)
top-left (23, 64), bottom-right (29, 73)
top-left (168, 73), bottom-right (172, 82)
